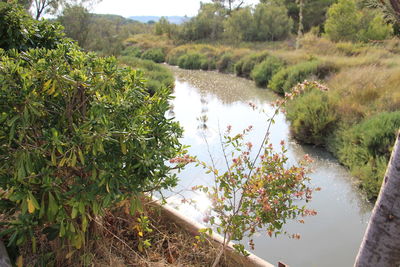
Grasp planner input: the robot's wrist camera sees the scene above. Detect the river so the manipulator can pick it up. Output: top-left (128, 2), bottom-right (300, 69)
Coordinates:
top-left (164, 65), bottom-right (373, 267)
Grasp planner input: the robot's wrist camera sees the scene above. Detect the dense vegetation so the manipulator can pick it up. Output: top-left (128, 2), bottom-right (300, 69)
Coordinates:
top-left (1, 0), bottom-right (399, 265)
top-left (115, 0), bottom-right (399, 199)
top-left (0, 2), bottom-right (183, 263)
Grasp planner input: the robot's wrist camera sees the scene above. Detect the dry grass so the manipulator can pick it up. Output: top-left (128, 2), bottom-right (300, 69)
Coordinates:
top-left (327, 65), bottom-right (400, 124)
top-left (124, 34), bottom-right (175, 53)
top-left (13, 202), bottom-right (235, 267)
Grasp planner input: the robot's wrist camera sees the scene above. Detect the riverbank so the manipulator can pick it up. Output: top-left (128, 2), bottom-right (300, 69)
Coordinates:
top-left (166, 67), bottom-right (372, 266)
top-left (123, 34), bottom-right (400, 199)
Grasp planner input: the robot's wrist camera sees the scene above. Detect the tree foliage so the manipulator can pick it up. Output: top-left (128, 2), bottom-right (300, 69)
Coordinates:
top-left (223, 2), bottom-right (292, 42)
top-left (253, 2), bottom-right (293, 41)
top-left (325, 0), bottom-right (393, 42)
top-left (58, 12), bottom-right (152, 56)
top-left (58, 4), bottom-right (91, 47)
top-left (178, 3), bottom-right (225, 41)
top-left (0, 2), bottom-right (67, 51)
top-left (0, 2), bottom-right (182, 251)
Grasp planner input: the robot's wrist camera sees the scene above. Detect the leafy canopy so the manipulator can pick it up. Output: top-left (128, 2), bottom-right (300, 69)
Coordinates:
top-left (0, 2), bottom-right (183, 250)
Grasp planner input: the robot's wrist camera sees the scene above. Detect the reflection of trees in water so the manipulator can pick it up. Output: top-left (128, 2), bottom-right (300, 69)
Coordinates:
top-left (170, 66), bottom-right (277, 105)
top-left (197, 93), bottom-right (209, 131)
top-left (290, 142), bottom-right (373, 221)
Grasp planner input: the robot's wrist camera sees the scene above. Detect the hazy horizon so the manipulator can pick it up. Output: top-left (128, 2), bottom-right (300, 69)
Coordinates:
top-left (93, 0), bottom-right (259, 18)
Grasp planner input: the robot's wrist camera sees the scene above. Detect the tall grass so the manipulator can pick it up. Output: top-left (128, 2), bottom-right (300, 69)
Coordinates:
top-left (118, 55), bottom-right (174, 94)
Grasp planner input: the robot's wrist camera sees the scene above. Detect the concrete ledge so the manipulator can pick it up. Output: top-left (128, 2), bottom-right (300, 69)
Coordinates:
top-left (154, 201), bottom-right (275, 267)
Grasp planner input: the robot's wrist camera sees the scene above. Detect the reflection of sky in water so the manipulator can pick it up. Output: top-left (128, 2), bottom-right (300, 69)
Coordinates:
top-left (164, 66), bottom-right (373, 267)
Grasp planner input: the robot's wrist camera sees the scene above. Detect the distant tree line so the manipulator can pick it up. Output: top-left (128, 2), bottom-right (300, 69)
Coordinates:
top-left (153, 0), bottom-right (394, 43)
top-left (57, 5), bottom-right (153, 55)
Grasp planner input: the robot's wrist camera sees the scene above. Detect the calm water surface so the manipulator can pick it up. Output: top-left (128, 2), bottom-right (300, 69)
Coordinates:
top-left (165, 66), bottom-right (373, 267)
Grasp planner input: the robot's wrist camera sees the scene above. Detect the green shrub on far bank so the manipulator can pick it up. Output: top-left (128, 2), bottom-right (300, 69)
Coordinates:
top-left (286, 87), bottom-right (338, 145)
top-left (251, 56), bottom-right (284, 87)
top-left (141, 48), bottom-right (166, 63)
top-left (177, 52), bottom-right (215, 70)
top-left (121, 46), bottom-right (143, 57)
top-left (270, 60), bottom-right (337, 94)
top-left (216, 52), bottom-right (235, 73)
top-left (234, 51), bottom-right (270, 78)
top-left (118, 56), bottom-right (174, 94)
top-left (334, 111), bottom-right (400, 199)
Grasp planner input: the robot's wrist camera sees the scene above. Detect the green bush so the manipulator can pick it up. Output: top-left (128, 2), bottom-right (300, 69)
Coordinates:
top-left (216, 52), bottom-right (235, 73)
top-left (358, 15), bottom-right (393, 42)
top-left (325, 0), bottom-right (392, 42)
top-left (0, 2), bottom-right (67, 51)
top-left (269, 60), bottom-right (337, 94)
top-left (334, 111), bottom-right (400, 199)
top-left (118, 56), bottom-right (174, 94)
top-left (141, 48), bottom-right (166, 63)
top-left (286, 88), bottom-right (338, 145)
top-left (0, 45), bottom-right (183, 250)
top-left (121, 46), bottom-right (143, 58)
top-left (0, 3), bottom-right (182, 251)
top-left (234, 51), bottom-right (270, 78)
top-left (177, 52), bottom-right (208, 70)
top-left (251, 56), bottom-right (284, 87)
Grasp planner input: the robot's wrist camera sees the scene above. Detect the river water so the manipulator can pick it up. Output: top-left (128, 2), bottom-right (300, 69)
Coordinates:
top-left (165, 65), bottom-right (373, 267)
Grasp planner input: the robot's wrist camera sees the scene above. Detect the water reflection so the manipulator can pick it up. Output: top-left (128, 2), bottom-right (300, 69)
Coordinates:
top-left (166, 65), bottom-right (372, 267)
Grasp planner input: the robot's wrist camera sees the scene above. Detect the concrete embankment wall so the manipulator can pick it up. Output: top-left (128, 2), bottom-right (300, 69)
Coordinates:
top-left (156, 201), bottom-right (276, 267)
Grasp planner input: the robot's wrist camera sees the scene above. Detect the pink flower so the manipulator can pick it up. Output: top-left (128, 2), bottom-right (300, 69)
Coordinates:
top-left (246, 142), bottom-right (253, 150)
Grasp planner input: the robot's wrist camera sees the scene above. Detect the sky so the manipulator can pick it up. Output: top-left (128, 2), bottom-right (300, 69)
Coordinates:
top-left (93, 0), bottom-right (260, 17)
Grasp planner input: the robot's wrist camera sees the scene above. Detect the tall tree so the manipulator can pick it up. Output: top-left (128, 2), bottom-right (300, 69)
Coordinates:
top-left (366, 0), bottom-right (400, 22)
top-left (58, 4), bottom-right (91, 46)
top-left (212, 0), bottom-right (245, 14)
top-left (17, 0), bottom-right (96, 20)
top-left (33, 0), bottom-right (63, 19)
top-left (354, 131), bottom-right (400, 266)
top-left (296, 0), bottom-right (305, 49)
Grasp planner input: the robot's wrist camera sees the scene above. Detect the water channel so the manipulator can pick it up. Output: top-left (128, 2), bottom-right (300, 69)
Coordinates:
top-left (165, 65), bottom-right (373, 267)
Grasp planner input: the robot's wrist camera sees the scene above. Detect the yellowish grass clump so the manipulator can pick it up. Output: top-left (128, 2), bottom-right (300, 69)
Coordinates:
top-left (327, 66), bottom-right (400, 124)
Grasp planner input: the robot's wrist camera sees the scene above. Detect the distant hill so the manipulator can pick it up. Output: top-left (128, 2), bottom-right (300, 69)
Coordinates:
top-left (128, 16), bottom-right (189, 24)
top-left (91, 14), bottom-right (142, 25)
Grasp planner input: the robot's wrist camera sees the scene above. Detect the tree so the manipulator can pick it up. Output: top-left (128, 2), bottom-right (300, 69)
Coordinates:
top-left (58, 4), bottom-right (91, 47)
top-left (276, 0), bottom-right (336, 33)
top-left (223, 7), bottom-right (255, 41)
top-left (296, 0), bottom-right (305, 49)
top-left (32, 0), bottom-right (64, 19)
top-left (10, 0), bottom-right (95, 20)
top-left (253, 2), bottom-right (293, 41)
top-left (354, 132), bottom-right (400, 266)
top-left (325, 0), bottom-right (361, 41)
top-left (178, 3), bottom-right (225, 41)
top-left (354, 1), bottom-right (400, 264)
top-left (366, 0), bottom-right (400, 22)
top-left (212, 0), bottom-right (245, 14)
top-left (0, 1), bottom-right (183, 254)
top-left (0, 2), bottom-right (66, 51)
top-left (325, 0), bottom-right (393, 42)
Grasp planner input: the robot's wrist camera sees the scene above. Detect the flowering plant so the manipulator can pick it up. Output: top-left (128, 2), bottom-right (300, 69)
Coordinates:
top-left (192, 85), bottom-right (320, 266)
